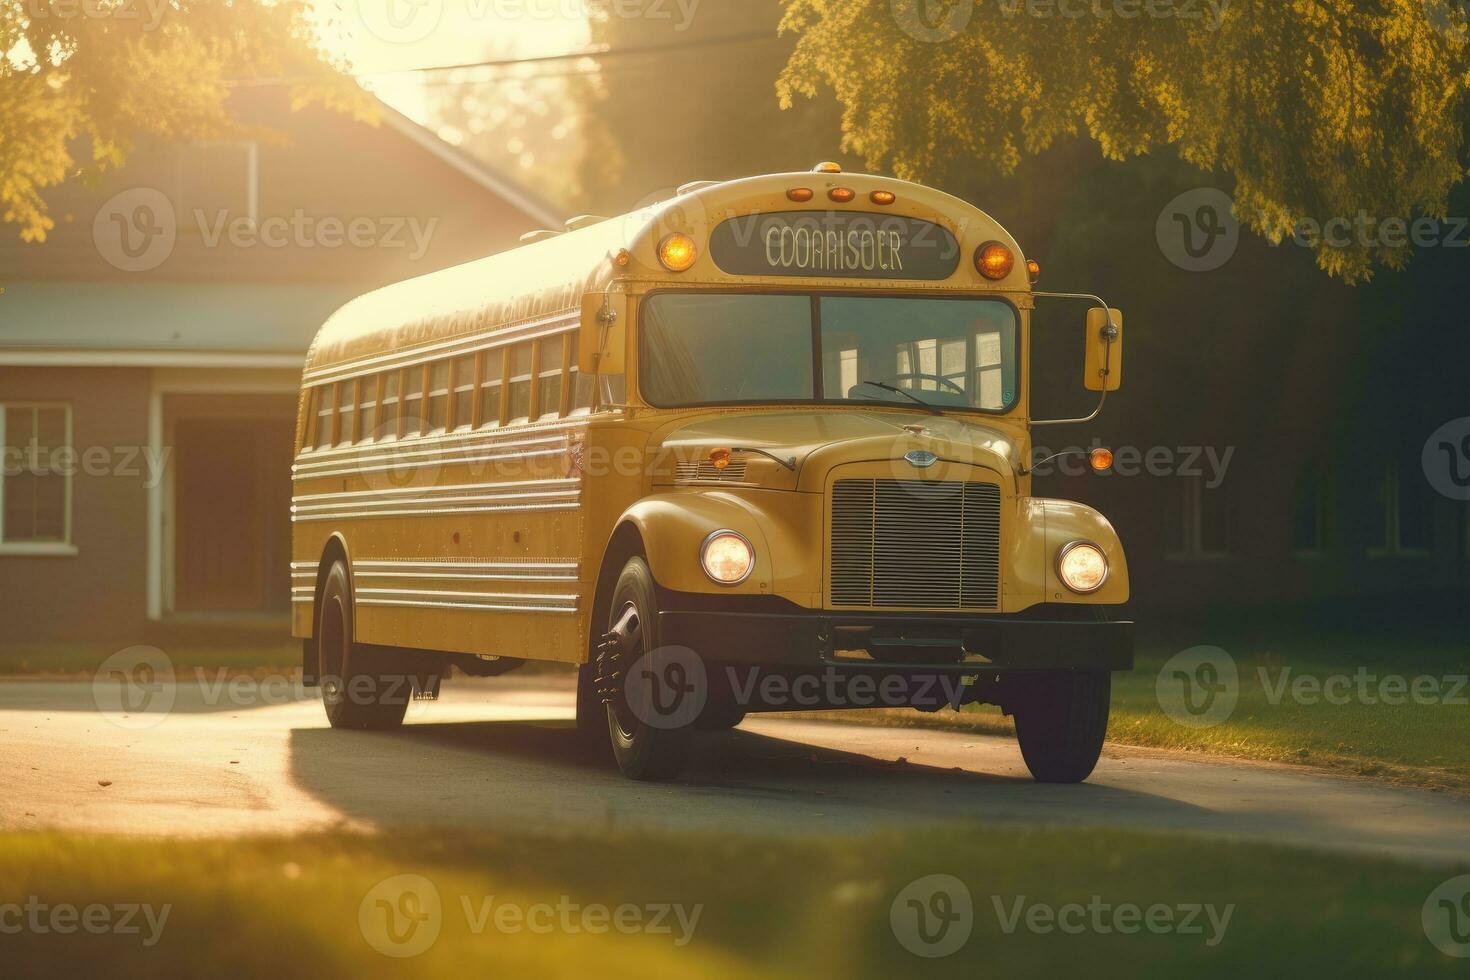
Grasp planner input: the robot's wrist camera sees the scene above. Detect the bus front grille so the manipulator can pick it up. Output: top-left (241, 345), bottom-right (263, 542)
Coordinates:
top-left (829, 478), bottom-right (1001, 610)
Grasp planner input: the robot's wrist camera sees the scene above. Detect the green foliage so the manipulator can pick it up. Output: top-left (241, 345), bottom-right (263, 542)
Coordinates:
top-left (778, 0), bottom-right (1470, 281)
top-left (0, 0), bottom-right (372, 242)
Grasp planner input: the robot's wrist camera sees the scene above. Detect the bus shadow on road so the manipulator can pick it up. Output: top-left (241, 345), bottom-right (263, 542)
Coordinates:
top-left (285, 718), bottom-right (1204, 836)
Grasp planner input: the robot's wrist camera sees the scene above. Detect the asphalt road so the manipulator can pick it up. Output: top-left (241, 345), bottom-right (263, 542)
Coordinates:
top-left (4, 676), bottom-right (1469, 864)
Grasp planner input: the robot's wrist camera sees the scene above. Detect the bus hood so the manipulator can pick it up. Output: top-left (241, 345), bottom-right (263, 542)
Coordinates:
top-left (654, 410), bottom-right (1022, 491)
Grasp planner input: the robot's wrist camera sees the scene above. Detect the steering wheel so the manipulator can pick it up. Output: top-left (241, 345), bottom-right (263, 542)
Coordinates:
top-left (886, 373), bottom-right (967, 395)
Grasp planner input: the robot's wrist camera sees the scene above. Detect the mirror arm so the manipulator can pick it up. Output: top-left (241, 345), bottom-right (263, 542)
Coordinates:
top-left (1029, 290), bottom-right (1118, 428)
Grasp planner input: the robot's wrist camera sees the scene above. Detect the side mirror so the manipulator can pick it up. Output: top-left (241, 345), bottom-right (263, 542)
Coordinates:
top-left (1084, 307), bottom-right (1122, 392)
top-left (578, 292), bottom-right (627, 374)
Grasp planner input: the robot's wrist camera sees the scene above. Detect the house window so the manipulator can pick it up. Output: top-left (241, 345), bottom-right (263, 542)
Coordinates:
top-left (356, 375), bottom-right (378, 443)
top-left (535, 336), bottom-right (566, 420)
top-left (507, 344), bottom-right (533, 423)
top-left (379, 370), bottom-right (401, 438)
top-left (426, 361), bottom-right (450, 433)
top-left (479, 349), bottom-right (505, 427)
top-left (1, 404), bottom-right (73, 553)
top-left (1369, 460), bottom-right (1433, 556)
top-left (402, 365), bottom-right (425, 437)
top-left (1167, 476), bottom-right (1232, 559)
top-left (451, 355), bottom-right (475, 430)
top-left (1293, 462), bottom-right (1334, 554)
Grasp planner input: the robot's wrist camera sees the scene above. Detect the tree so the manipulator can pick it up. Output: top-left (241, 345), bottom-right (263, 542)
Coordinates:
top-left (777, 0), bottom-right (1470, 281)
top-left (0, 0), bottom-right (370, 242)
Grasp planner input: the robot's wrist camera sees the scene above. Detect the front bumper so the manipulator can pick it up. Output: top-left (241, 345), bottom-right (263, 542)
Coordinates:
top-left (658, 608), bottom-right (1134, 674)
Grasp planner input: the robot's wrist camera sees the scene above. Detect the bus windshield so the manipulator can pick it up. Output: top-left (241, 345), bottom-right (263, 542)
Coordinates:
top-left (640, 293), bottom-right (1019, 413)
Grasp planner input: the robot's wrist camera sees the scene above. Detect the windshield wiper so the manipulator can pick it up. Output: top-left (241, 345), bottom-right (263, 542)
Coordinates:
top-left (852, 380), bottom-right (942, 415)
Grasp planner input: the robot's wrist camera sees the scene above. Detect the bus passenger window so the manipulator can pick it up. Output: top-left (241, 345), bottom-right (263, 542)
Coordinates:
top-left (427, 361), bottom-right (450, 433)
top-left (313, 387), bottom-right (332, 449)
top-left (451, 355), bottom-right (475, 430)
top-left (507, 344), bottom-right (533, 423)
top-left (335, 379), bottom-right (355, 446)
top-left (357, 375), bottom-right (378, 443)
top-left (402, 365), bottom-right (425, 436)
top-left (478, 349), bottom-right (504, 427)
top-left (379, 370), bottom-right (401, 438)
top-left (569, 365), bottom-right (594, 415)
top-left (536, 336), bottom-right (564, 420)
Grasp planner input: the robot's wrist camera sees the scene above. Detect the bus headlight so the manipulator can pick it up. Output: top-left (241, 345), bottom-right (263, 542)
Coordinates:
top-left (701, 530), bottom-right (754, 585)
top-left (1056, 541), bottom-right (1108, 594)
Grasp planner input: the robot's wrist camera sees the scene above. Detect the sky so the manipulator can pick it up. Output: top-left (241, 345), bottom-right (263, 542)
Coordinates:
top-left (311, 0), bottom-right (593, 122)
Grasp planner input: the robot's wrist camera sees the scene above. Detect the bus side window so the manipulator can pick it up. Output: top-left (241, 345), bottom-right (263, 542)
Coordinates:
top-left (379, 370), bottom-right (401, 438)
top-left (357, 375), bottom-right (378, 443)
top-left (335, 379), bottom-right (355, 446)
top-left (451, 354), bottom-right (475, 430)
top-left (478, 349), bottom-right (505, 428)
top-left (403, 365), bottom-right (425, 437)
top-left (312, 387), bottom-right (333, 449)
top-left (535, 336), bottom-right (564, 420)
top-left (507, 344), bottom-right (533, 423)
top-left (427, 361), bottom-right (450, 433)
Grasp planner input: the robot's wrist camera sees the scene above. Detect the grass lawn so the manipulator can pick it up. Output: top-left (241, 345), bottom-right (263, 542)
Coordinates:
top-left (788, 618), bottom-right (1470, 791)
top-left (1, 825), bottom-right (1464, 978)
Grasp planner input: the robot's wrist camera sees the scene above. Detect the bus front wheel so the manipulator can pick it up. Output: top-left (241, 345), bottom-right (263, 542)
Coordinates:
top-left (595, 556), bottom-right (691, 781)
top-left (1011, 671), bottom-right (1111, 784)
top-left (317, 560), bottom-right (410, 731)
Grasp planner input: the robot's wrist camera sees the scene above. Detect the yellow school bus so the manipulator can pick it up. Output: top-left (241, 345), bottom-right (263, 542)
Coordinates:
top-left (291, 164), bottom-right (1131, 783)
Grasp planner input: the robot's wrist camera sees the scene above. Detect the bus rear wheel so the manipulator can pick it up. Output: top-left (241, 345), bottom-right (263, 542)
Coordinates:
top-left (595, 556), bottom-right (691, 781)
top-left (317, 559), bottom-right (410, 731)
top-left (1011, 671), bottom-right (1111, 784)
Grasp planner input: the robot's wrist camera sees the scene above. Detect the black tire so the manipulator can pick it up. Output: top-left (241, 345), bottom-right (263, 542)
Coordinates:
top-left (317, 560), bottom-right (410, 731)
top-left (1012, 671), bottom-right (1111, 784)
top-left (602, 557), bottom-right (691, 781)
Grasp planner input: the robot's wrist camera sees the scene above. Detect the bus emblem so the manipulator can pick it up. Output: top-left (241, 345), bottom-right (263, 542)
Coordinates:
top-left (904, 450), bottom-right (938, 469)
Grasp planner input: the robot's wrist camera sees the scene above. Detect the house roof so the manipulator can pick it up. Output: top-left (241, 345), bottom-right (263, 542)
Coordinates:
top-left (0, 281), bottom-right (345, 365)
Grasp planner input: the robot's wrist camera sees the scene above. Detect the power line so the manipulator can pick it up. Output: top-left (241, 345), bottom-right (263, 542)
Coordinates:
top-left (225, 30), bottom-right (777, 88)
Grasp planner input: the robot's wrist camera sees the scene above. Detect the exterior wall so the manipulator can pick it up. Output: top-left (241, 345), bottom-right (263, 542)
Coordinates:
top-left (2, 367), bottom-right (152, 642)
